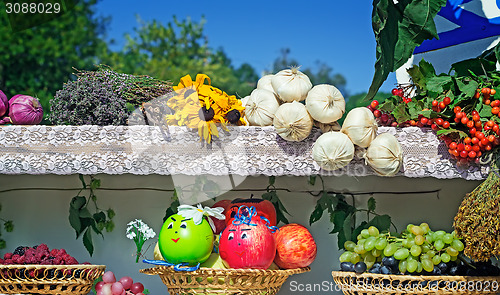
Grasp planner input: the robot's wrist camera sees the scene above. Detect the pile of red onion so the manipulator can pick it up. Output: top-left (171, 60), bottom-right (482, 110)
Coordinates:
top-left (0, 92), bottom-right (44, 125)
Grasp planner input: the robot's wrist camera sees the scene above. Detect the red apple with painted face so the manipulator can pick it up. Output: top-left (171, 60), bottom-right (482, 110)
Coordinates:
top-left (273, 223), bottom-right (317, 269)
top-left (210, 199), bottom-right (231, 234)
top-left (225, 196), bottom-right (276, 226)
top-left (219, 220), bottom-right (276, 269)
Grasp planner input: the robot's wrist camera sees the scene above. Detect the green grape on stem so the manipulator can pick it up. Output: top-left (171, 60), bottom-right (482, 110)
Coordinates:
top-left (339, 251), bottom-right (353, 262)
top-left (344, 241), bottom-right (356, 251)
top-left (399, 260), bottom-right (408, 273)
top-left (375, 238), bottom-right (388, 250)
top-left (432, 255), bottom-right (441, 265)
top-left (414, 235), bottom-right (425, 245)
top-left (422, 259), bottom-right (434, 272)
top-left (351, 253), bottom-right (361, 264)
top-left (411, 225), bottom-right (424, 236)
top-left (383, 243), bottom-right (398, 257)
top-left (443, 233), bottom-right (454, 244)
top-left (441, 253), bottom-right (451, 263)
top-left (394, 248), bottom-right (410, 260)
top-left (361, 229), bottom-right (370, 239)
top-left (410, 245), bottom-right (422, 257)
top-left (452, 239), bottom-right (464, 252)
top-left (372, 248), bottom-right (382, 257)
top-left (446, 246), bottom-right (459, 257)
top-left (407, 260), bottom-right (418, 273)
top-left (364, 236), bottom-right (377, 251)
top-left (434, 240), bottom-right (445, 251)
top-left (368, 226), bottom-right (379, 237)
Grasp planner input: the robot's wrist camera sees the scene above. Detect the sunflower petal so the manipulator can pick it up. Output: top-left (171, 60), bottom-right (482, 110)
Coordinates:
top-left (196, 74), bottom-right (211, 86)
top-left (210, 122), bottom-right (219, 138)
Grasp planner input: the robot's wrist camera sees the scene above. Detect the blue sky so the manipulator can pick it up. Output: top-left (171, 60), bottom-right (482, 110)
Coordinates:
top-left (94, 0), bottom-right (398, 96)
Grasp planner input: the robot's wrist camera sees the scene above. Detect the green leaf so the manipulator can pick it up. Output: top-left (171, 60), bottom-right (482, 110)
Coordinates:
top-left (336, 229), bottom-right (347, 250)
top-left (451, 58), bottom-right (496, 77)
top-left (368, 215), bottom-right (392, 232)
top-left (0, 240), bottom-right (6, 249)
top-left (79, 208), bottom-right (93, 219)
top-left (107, 208), bottom-right (115, 219)
top-left (308, 175), bottom-right (317, 186)
top-left (407, 100), bottom-right (424, 119)
top-left (436, 128), bottom-right (468, 139)
top-left (456, 78), bottom-right (479, 97)
top-left (105, 221), bottom-right (115, 232)
top-left (309, 203), bottom-right (324, 225)
top-left (480, 105), bottom-right (493, 117)
top-left (392, 103), bottom-right (411, 123)
top-left (83, 228), bottom-right (94, 256)
top-left (3, 221), bottom-right (13, 233)
top-left (69, 207), bottom-right (82, 237)
top-left (367, 197), bottom-right (376, 212)
top-left (78, 174), bottom-right (87, 189)
top-left (70, 196), bottom-right (86, 210)
top-left (407, 60), bottom-right (436, 89)
top-left (366, 0), bottom-right (447, 100)
top-left (380, 100), bottom-right (396, 113)
top-left (342, 214), bottom-right (353, 241)
top-left (90, 178), bottom-right (101, 190)
top-left (93, 212), bottom-right (106, 223)
top-left (329, 211), bottom-right (347, 234)
top-left (426, 76), bottom-right (453, 93)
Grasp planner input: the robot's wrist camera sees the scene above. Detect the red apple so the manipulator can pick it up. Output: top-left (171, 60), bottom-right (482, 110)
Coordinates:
top-left (210, 199), bottom-right (232, 234)
top-left (219, 219), bottom-right (276, 269)
top-left (274, 223), bottom-right (317, 269)
top-left (225, 197), bottom-right (277, 226)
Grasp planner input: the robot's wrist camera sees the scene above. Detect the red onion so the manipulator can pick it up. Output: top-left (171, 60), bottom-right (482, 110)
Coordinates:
top-left (0, 90), bottom-right (7, 117)
top-left (8, 94), bottom-right (44, 125)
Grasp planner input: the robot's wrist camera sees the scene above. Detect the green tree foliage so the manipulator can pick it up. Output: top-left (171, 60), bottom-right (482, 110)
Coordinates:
top-left (268, 48), bottom-right (348, 96)
top-left (0, 0), bottom-right (109, 119)
top-left (103, 16), bottom-right (257, 98)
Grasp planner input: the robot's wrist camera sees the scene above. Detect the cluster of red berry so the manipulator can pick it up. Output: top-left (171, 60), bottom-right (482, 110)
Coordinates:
top-left (391, 87), bottom-right (412, 103)
top-left (0, 244), bottom-right (80, 265)
top-left (442, 89), bottom-right (500, 165)
top-left (367, 100), bottom-right (398, 127)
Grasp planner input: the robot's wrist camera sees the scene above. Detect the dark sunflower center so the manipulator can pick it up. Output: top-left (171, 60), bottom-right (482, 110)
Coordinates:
top-left (226, 109), bottom-right (241, 124)
top-left (198, 106), bottom-right (215, 121)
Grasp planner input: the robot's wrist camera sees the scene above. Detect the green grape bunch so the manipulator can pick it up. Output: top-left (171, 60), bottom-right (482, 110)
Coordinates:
top-left (336, 223), bottom-right (491, 276)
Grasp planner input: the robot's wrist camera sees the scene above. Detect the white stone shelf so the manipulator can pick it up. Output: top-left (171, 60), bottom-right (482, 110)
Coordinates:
top-left (0, 125), bottom-right (489, 180)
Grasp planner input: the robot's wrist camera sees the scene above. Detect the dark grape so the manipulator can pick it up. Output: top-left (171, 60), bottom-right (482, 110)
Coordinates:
top-left (354, 262), bottom-right (367, 274)
top-left (382, 256), bottom-right (397, 267)
top-left (437, 262), bottom-right (448, 273)
top-left (448, 266), bottom-right (459, 276)
top-left (340, 262), bottom-right (354, 272)
top-left (380, 265), bottom-right (392, 275)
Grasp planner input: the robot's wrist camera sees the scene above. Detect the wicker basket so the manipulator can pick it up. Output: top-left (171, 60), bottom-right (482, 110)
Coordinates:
top-left (332, 271), bottom-right (500, 295)
top-left (140, 266), bottom-right (310, 295)
top-left (0, 264), bottom-right (106, 294)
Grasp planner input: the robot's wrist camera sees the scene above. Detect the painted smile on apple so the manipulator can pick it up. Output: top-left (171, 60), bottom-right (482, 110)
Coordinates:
top-left (235, 250), bottom-right (245, 257)
top-left (172, 238), bottom-right (180, 243)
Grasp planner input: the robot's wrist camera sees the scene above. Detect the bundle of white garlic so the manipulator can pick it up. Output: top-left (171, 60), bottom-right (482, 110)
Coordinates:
top-left (363, 132), bottom-right (403, 177)
top-left (341, 107), bottom-right (378, 148)
top-left (245, 89), bottom-right (280, 126)
top-left (271, 67), bottom-right (312, 102)
top-left (273, 101), bottom-right (313, 142)
top-left (256, 74), bottom-right (277, 95)
top-left (306, 84), bottom-right (345, 123)
top-left (312, 131), bottom-right (355, 171)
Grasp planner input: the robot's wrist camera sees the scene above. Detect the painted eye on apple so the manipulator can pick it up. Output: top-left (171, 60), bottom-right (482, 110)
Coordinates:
top-left (167, 222), bottom-right (174, 229)
top-left (241, 232), bottom-right (248, 239)
top-left (180, 222), bottom-right (187, 229)
top-left (228, 232), bottom-right (234, 240)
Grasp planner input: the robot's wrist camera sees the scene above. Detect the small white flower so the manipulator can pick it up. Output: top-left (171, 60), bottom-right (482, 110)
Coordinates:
top-left (126, 231), bottom-right (136, 239)
top-left (178, 204), bottom-right (226, 232)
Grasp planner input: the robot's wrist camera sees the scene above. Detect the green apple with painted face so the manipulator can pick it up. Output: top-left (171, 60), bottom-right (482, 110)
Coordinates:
top-left (158, 213), bottom-right (214, 265)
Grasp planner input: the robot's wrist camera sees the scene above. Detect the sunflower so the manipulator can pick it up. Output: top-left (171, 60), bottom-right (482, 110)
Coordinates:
top-left (166, 74), bottom-right (246, 143)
